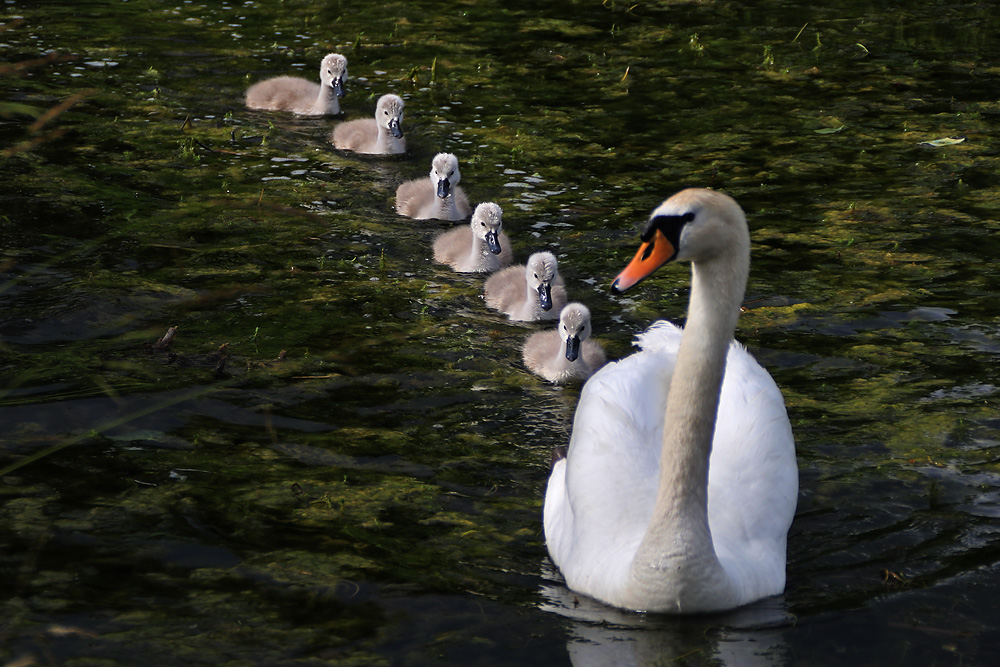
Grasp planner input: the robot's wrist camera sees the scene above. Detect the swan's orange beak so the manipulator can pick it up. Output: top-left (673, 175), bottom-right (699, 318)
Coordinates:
top-left (611, 228), bottom-right (676, 294)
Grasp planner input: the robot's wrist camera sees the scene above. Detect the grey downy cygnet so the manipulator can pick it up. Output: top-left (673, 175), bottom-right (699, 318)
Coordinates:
top-left (331, 93), bottom-right (405, 154)
top-left (245, 53), bottom-right (347, 115)
top-left (396, 152), bottom-right (471, 220)
top-left (484, 251), bottom-right (567, 321)
top-left (433, 202), bottom-right (512, 273)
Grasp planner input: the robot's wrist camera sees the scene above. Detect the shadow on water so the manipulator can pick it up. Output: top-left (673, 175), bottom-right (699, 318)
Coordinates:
top-left (3, 0), bottom-right (1000, 664)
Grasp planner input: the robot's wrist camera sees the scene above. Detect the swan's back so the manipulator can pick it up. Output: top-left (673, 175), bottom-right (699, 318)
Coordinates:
top-left (544, 321), bottom-right (797, 607)
top-left (245, 76), bottom-right (318, 112)
top-left (483, 264), bottom-right (527, 312)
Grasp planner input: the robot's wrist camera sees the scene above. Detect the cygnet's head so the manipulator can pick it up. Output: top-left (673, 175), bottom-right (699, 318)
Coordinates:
top-left (376, 94), bottom-right (405, 138)
top-left (320, 53), bottom-right (348, 98)
top-left (558, 303), bottom-right (592, 362)
top-left (471, 202), bottom-right (503, 255)
top-left (430, 152), bottom-right (461, 199)
top-left (526, 251), bottom-right (560, 311)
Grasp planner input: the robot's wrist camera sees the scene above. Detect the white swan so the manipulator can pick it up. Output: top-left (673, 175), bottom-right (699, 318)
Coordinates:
top-left (245, 53), bottom-right (347, 116)
top-left (433, 202), bottom-right (512, 273)
top-left (543, 188), bottom-right (798, 614)
top-left (484, 251), bottom-right (567, 322)
top-left (331, 93), bottom-right (405, 154)
top-left (396, 152), bottom-right (472, 220)
top-left (523, 302), bottom-right (607, 383)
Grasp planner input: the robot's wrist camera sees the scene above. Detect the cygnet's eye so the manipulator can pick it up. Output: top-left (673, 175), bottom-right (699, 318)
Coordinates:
top-left (533, 273), bottom-right (539, 279)
top-left (480, 222), bottom-right (486, 227)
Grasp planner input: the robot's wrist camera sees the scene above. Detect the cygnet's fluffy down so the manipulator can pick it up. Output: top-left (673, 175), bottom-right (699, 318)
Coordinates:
top-left (245, 53), bottom-right (347, 116)
top-left (331, 93), bottom-right (405, 154)
top-left (523, 303), bottom-right (607, 383)
top-left (396, 152), bottom-right (472, 220)
top-left (433, 202), bottom-right (512, 273)
top-left (484, 251), bottom-right (567, 321)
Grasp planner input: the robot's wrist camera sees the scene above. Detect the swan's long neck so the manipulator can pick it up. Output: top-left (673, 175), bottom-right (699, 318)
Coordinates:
top-left (625, 248), bottom-right (748, 611)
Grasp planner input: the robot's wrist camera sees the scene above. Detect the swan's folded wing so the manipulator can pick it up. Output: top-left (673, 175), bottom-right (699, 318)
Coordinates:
top-left (548, 349), bottom-right (676, 597)
top-left (707, 342), bottom-right (798, 596)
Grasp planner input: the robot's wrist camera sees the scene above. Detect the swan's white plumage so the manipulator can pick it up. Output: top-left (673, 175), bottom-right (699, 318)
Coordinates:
top-left (543, 189), bottom-right (797, 614)
top-left (545, 323), bottom-right (797, 612)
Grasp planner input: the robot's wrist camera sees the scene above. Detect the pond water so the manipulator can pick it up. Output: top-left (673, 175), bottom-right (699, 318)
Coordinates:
top-left (2, 0), bottom-right (1000, 664)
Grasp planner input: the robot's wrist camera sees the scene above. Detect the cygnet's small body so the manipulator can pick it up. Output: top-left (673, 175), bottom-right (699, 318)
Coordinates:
top-left (396, 152), bottom-right (471, 220)
top-left (245, 53), bottom-right (347, 116)
top-left (433, 202), bottom-right (512, 273)
top-left (331, 93), bottom-right (405, 154)
top-left (523, 303), bottom-right (607, 383)
top-left (484, 251), bottom-right (567, 321)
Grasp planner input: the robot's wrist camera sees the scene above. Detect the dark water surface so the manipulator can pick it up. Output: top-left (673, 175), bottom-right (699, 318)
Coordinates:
top-left (3, 0), bottom-right (1000, 664)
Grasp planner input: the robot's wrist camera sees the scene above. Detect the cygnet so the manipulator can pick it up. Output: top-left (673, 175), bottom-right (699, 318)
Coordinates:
top-left (522, 303), bottom-right (607, 383)
top-left (245, 53), bottom-right (347, 115)
top-left (433, 202), bottom-right (512, 273)
top-left (484, 251), bottom-right (567, 321)
top-left (331, 93), bottom-right (405, 154)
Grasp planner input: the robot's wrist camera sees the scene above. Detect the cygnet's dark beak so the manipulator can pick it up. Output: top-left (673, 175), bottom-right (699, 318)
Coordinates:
top-left (565, 335), bottom-right (581, 362)
top-left (331, 77), bottom-right (345, 98)
top-left (537, 282), bottom-right (553, 311)
top-left (388, 118), bottom-right (403, 138)
top-left (436, 178), bottom-right (451, 199)
top-left (486, 230), bottom-right (501, 255)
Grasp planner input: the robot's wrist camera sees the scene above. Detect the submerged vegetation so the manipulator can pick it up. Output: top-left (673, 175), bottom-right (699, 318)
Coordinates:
top-left (2, 0), bottom-right (1000, 664)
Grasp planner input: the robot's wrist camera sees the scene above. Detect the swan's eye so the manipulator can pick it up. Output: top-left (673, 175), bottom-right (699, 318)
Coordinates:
top-left (480, 222), bottom-right (486, 227)
top-left (642, 211), bottom-right (696, 244)
top-left (533, 273), bottom-right (539, 279)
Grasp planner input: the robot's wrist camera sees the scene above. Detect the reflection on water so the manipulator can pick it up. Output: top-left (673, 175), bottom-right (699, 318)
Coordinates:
top-left (3, 0), bottom-right (1000, 664)
top-left (541, 566), bottom-right (793, 667)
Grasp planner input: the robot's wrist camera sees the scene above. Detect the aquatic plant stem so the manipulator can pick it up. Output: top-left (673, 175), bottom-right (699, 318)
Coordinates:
top-left (0, 383), bottom-right (220, 477)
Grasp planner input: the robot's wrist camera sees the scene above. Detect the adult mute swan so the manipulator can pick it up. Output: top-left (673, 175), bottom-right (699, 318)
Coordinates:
top-left (523, 303), bottom-right (606, 383)
top-left (543, 188), bottom-right (798, 614)
top-left (245, 53), bottom-right (347, 116)
top-left (331, 93), bottom-right (405, 155)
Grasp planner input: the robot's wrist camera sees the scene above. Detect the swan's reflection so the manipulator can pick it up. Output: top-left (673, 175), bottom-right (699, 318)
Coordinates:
top-left (540, 564), bottom-right (793, 667)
